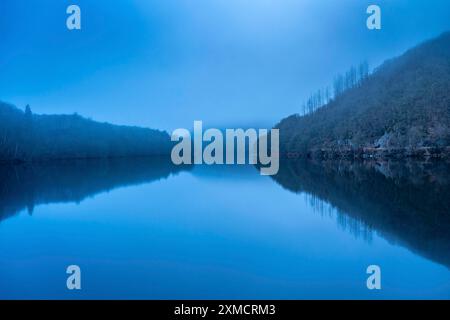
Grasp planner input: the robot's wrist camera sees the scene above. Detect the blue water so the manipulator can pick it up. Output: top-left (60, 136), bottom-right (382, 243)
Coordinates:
top-left (0, 160), bottom-right (449, 299)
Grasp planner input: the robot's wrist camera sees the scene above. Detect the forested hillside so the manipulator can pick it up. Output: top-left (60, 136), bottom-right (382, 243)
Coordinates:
top-left (0, 102), bottom-right (172, 162)
top-left (276, 32), bottom-right (450, 159)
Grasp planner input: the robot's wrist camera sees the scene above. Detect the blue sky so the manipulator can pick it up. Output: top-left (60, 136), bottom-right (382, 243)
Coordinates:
top-left (1, 0), bottom-right (450, 131)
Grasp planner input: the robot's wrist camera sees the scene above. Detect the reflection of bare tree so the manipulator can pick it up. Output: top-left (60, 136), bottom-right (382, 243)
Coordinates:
top-left (272, 159), bottom-right (450, 268)
top-left (303, 193), bottom-right (374, 242)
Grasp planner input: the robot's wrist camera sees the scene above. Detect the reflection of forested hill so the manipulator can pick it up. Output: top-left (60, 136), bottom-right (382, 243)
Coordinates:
top-left (272, 160), bottom-right (450, 268)
top-left (0, 157), bottom-right (189, 222)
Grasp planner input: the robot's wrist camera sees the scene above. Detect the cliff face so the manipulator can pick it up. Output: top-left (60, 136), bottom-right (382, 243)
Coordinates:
top-left (276, 32), bottom-right (450, 159)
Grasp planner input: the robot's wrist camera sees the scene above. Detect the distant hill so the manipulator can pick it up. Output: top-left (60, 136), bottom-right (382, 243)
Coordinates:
top-left (0, 102), bottom-right (172, 162)
top-left (276, 32), bottom-right (450, 159)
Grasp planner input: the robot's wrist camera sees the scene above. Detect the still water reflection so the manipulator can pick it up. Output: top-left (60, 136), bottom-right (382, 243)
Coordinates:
top-left (0, 158), bottom-right (449, 299)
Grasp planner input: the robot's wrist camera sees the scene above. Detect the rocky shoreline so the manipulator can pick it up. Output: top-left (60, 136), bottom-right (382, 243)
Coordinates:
top-left (281, 146), bottom-right (450, 160)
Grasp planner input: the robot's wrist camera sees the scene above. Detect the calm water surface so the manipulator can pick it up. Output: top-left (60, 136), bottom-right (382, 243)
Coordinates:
top-left (0, 158), bottom-right (449, 299)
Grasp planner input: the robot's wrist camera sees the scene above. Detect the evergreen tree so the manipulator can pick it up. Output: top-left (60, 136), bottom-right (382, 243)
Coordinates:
top-left (25, 105), bottom-right (32, 117)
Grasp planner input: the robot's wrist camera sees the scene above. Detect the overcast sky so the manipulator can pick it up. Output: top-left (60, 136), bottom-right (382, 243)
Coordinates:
top-left (1, 0), bottom-right (450, 131)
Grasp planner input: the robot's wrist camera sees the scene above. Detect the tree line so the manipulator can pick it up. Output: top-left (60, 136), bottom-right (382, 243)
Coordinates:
top-left (0, 102), bottom-right (173, 162)
top-left (300, 61), bottom-right (370, 116)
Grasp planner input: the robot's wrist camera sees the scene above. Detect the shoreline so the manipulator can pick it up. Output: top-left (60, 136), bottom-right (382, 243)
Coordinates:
top-left (280, 146), bottom-right (450, 160)
top-left (0, 154), bottom-right (172, 165)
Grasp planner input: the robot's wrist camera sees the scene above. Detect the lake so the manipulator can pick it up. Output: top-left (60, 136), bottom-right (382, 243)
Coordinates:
top-left (0, 158), bottom-right (449, 299)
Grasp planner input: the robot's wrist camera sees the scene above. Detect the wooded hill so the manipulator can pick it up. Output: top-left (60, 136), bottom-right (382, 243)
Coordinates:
top-left (276, 32), bottom-right (450, 159)
top-left (0, 102), bottom-right (172, 162)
